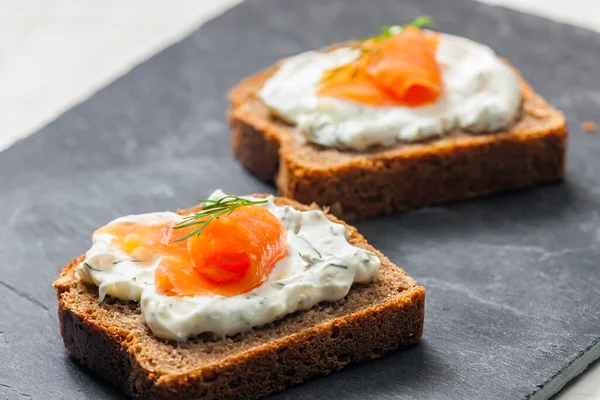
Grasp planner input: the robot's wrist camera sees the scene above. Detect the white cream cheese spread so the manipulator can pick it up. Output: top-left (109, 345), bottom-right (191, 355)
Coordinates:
top-left (258, 33), bottom-right (521, 150)
top-left (78, 190), bottom-right (380, 340)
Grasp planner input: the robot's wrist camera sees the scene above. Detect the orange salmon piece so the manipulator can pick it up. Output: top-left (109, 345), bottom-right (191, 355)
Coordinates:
top-left (317, 27), bottom-right (443, 107)
top-left (187, 206), bottom-right (286, 292)
top-left (96, 205), bottom-right (287, 297)
top-left (156, 205), bottom-right (287, 296)
top-left (96, 221), bottom-right (188, 263)
top-left (366, 27), bottom-right (442, 106)
top-left (318, 57), bottom-right (400, 106)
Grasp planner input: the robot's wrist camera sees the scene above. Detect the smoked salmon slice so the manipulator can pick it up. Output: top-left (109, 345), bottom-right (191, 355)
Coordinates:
top-left (157, 205), bottom-right (287, 296)
top-left (318, 56), bottom-right (401, 106)
top-left (317, 26), bottom-right (443, 107)
top-left (188, 206), bottom-right (286, 287)
top-left (96, 205), bottom-right (287, 297)
top-left (95, 220), bottom-right (188, 265)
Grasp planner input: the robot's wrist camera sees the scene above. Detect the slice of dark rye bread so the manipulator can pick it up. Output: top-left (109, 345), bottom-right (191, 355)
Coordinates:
top-left (229, 54), bottom-right (568, 221)
top-left (54, 196), bottom-right (425, 400)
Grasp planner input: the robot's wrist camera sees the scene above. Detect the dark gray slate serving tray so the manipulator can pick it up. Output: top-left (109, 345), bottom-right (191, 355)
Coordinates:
top-left (1, 0), bottom-right (599, 399)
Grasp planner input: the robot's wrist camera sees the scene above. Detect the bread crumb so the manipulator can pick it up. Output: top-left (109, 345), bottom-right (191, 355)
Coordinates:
top-left (581, 121), bottom-right (598, 133)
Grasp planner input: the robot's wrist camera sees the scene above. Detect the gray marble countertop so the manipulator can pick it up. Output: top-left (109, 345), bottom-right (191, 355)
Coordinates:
top-left (0, 1), bottom-right (597, 398)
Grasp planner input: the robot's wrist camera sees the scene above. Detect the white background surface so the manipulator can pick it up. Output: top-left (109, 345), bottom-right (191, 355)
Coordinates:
top-left (0, 1), bottom-right (597, 398)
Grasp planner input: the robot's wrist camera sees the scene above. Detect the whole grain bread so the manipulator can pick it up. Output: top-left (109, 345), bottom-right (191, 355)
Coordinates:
top-left (54, 196), bottom-right (426, 400)
top-left (229, 56), bottom-right (568, 221)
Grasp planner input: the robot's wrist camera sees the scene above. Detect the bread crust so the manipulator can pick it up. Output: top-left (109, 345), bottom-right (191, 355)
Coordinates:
top-left (54, 196), bottom-right (425, 400)
top-left (229, 57), bottom-right (568, 221)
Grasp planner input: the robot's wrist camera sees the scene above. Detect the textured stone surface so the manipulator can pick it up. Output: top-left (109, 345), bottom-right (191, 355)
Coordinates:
top-left (1, 0), bottom-right (599, 399)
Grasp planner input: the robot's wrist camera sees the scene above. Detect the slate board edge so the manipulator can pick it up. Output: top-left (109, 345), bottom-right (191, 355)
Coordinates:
top-left (533, 337), bottom-right (600, 399)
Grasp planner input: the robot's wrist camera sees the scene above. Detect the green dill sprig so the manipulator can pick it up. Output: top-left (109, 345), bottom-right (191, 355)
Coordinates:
top-left (327, 263), bottom-right (348, 270)
top-left (296, 234), bottom-right (322, 258)
top-left (113, 259), bottom-right (142, 265)
top-left (83, 262), bottom-right (101, 272)
top-left (360, 16), bottom-right (435, 43)
top-left (172, 196), bottom-right (268, 242)
top-left (407, 15), bottom-right (435, 29)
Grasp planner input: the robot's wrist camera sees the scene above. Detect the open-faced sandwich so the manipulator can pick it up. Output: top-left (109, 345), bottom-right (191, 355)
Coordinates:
top-left (54, 190), bottom-right (425, 400)
top-left (229, 17), bottom-right (567, 221)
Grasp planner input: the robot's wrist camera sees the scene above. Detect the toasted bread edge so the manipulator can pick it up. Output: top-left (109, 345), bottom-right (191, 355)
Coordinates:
top-left (54, 196), bottom-right (426, 400)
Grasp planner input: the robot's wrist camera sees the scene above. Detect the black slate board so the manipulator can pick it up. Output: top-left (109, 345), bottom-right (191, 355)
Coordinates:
top-left (1, 0), bottom-right (599, 399)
